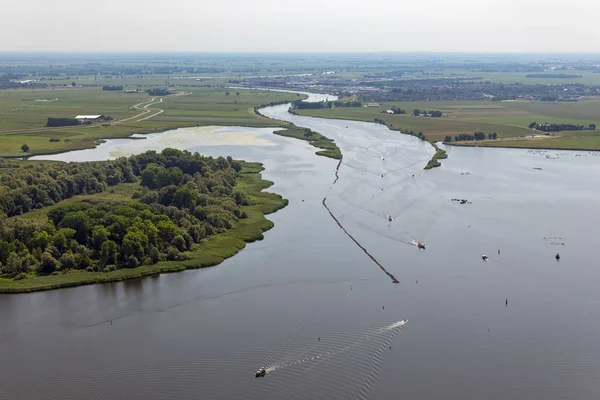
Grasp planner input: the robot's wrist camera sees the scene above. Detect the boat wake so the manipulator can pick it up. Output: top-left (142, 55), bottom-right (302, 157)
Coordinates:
top-left (263, 320), bottom-right (407, 377)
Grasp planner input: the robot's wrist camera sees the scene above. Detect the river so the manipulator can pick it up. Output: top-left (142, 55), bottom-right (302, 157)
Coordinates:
top-left (2, 92), bottom-right (600, 400)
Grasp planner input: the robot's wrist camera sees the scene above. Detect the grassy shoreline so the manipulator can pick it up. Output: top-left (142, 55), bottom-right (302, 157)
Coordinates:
top-left (273, 126), bottom-right (342, 160)
top-left (0, 162), bottom-right (287, 294)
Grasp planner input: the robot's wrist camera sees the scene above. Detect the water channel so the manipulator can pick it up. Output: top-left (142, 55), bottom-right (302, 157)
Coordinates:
top-left (1, 92), bottom-right (600, 399)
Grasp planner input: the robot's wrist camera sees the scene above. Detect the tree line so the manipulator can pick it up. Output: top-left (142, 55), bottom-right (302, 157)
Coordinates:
top-left (46, 117), bottom-right (80, 127)
top-left (0, 149), bottom-right (251, 278)
top-left (529, 122), bottom-right (596, 132)
top-left (444, 132), bottom-right (497, 142)
top-left (413, 109), bottom-right (443, 117)
top-left (102, 85), bottom-right (123, 91)
top-left (146, 88), bottom-right (173, 96)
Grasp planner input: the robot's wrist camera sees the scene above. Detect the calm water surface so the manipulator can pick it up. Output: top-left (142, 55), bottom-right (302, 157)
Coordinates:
top-left (2, 93), bottom-right (600, 399)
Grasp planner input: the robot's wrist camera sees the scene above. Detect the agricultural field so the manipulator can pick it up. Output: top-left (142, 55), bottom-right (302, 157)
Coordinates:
top-left (0, 85), bottom-right (304, 157)
top-left (295, 99), bottom-right (600, 149)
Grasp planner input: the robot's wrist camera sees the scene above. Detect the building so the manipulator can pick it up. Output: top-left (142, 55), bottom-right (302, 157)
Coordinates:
top-left (75, 115), bottom-right (104, 122)
top-left (365, 103), bottom-right (380, 107)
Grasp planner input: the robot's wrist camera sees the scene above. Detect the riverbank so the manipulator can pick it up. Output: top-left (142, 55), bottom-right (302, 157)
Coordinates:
top-left (0, 161), bottom-right (287, 293)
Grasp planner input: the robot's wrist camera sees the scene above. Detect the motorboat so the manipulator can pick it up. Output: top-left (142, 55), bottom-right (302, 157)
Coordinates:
top-left (555, 253), bottom-right (560, 260)
top-left (417, 242), bottom-right (426, 249)
top-left (255, 368), bottom-right (266, 378)
top-left (482, 255), bottom-right (488, 261)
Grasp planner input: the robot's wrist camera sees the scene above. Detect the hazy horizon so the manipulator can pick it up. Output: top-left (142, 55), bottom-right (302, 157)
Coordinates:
top-left (3, 0), bottom-right (599, 53)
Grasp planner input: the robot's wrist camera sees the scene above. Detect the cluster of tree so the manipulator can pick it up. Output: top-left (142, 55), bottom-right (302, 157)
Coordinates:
top-left (413, 109), bottom-right (443, 117)
top-left (331, 101), bottom-right (362, 107)
top-left (449, 132), bottom-right (497, 142)
top-left (46, 117), bottom-right (80, 127)
top-left (0, 149), bottom-right (250, 277)
top-left (389, 106), bottom-right (406, 114)
top-left (529, 122), bottom-right (596, 132)
top-left (146, 88), bottom-right (173, 96)
top-left (102, 85), bottom-right (124, 91)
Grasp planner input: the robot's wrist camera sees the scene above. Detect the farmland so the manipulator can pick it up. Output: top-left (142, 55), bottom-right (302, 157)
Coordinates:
top-left (295, 99), bottom-right (600, 149)
top-left (0, 86), bottom-right (305, 157)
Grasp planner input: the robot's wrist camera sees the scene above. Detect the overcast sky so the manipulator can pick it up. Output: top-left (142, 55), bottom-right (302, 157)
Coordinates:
top-left (2, 0), bottom-right (599, 52)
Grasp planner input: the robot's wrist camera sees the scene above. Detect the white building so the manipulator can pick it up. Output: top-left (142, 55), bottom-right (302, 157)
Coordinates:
top-left (75, 115), bottom-right (104, 122)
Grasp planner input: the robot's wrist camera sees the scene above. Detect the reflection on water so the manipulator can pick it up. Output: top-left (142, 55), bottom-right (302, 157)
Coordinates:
top-left (3, 97), bottom-right (600, 400)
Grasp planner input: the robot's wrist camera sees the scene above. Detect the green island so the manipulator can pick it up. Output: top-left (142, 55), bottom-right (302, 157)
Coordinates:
top-left (274, 126), bottom-right (342, 160)
top-left (0, 149), bottom-right (287, 293)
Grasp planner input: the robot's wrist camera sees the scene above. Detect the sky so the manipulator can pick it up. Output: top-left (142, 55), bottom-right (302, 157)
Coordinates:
top-left (2, 0), bottom-right (600, 52)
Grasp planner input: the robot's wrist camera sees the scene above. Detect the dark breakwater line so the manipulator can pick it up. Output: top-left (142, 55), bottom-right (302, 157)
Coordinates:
top-left (322, 198), bottom-right (399, 284)
top-left (333, 158), bottom-right (342, 184)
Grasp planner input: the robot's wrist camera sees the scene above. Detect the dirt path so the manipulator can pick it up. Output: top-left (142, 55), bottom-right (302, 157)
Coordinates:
top-left (0, 92), bottom-right (188, 135)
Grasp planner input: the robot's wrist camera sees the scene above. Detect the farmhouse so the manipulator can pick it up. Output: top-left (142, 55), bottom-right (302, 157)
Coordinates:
top-left (75, 115), bottom-right (105, 122)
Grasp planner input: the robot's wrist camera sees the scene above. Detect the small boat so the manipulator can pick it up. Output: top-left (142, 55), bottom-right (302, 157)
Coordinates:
top-left (482, 255), bottom-right (488, 261)
top-left (555, 253), bottom-right (560, 260)
top-left (388, 216), bottom-right (392, 222)
top-left (255, 368), bottom-right (266, 378)
top-left (418, 242), bottom-right (426, 249)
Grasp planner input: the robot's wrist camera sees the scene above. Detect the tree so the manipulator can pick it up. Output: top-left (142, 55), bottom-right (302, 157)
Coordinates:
top-left (121, 231), bottom-right (148, 262)
top-left (100, 240), bottom-right (118, 266)
top-left (21, 144), bottom-right (29, 152)
top-left (225, 92), bottom-right (230, 96)
top-left (413, 109), bottom-right (421, 116)
top-left (92, 225), bottom-right (110, 250)
top-left (236, 92), bottom-right (240, 96)
top-left (60, 211), bottom-right (93, 244)
top-left (39, 251), bottom-right (59, 274)
top-left (529, 121), bottom-right (537, 129)
top-left (3, 252), bottom-right (25, 276)
top-left (444, 136), bottom-right (452, 143)
top-left (589, 124), bottom-right (596, 131)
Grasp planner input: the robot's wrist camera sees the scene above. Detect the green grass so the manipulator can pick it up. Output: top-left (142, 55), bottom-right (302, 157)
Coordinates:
top-left (274, 127), bottom-right (342, 160)
top-left (424, 145), bottom-right (448, 170)
top-left (0, 85), bottom-right (306, 157)
top-left (295, 99), bottom-right (600, 150)
top-left (0, 161), bottom-right (288, 293)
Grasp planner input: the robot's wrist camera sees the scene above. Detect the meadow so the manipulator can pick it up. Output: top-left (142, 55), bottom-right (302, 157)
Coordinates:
top-left (0, 86), bottom-right (304, 157)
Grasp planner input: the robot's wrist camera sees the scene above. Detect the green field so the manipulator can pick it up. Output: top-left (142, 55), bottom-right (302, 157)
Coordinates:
top-left (0, 86), bottom-right (305, 157)
top-left (296, 99), bottom-right (600, 150)
top-left (0, 161), bottom-right (287, 293)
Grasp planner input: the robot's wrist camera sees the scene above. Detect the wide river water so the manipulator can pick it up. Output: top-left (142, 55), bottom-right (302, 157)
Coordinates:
top-left (2, 93), bottom-right (600, 399)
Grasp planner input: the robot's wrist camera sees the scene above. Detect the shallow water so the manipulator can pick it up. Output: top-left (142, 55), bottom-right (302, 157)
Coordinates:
top-left (3, 94), bottom-right (600, 400)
